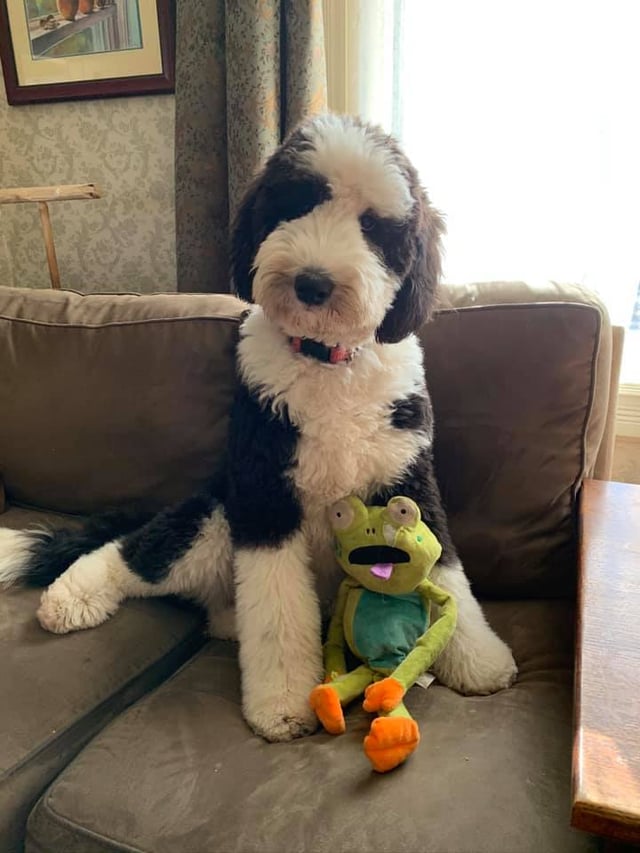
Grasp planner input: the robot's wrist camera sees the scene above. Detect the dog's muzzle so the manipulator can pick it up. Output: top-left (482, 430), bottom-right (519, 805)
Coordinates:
top-left (294, 271), bottom-right (334, 307)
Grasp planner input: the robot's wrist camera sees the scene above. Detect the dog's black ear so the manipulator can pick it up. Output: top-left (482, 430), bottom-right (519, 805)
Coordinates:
top-left (376, 197), bottom-right (445, 344)
top-left (229, 177), bottom-right (264, 303)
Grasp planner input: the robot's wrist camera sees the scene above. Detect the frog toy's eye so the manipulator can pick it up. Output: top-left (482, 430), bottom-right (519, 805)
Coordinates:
top-left (386, 496), bottom-right (420, 527)
top-left (328, 499), bottom-right (355, 531)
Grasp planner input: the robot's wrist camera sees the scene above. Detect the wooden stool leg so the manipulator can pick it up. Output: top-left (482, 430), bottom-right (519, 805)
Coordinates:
top-left (37, 201), bottom-right (61, 289)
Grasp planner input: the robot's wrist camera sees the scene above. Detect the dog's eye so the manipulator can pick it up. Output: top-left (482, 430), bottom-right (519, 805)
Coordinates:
top-left (360, 213), bottom-right (377, 233)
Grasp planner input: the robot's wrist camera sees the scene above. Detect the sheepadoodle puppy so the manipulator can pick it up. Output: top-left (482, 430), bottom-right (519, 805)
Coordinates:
top-left (0, 114), bottom-right (516, 742)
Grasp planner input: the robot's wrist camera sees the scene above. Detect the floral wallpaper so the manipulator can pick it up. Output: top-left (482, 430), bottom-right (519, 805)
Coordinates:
top-left (0, 89), bottom-right (176, 293)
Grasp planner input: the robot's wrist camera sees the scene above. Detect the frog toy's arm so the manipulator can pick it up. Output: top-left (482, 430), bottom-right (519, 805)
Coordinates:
top-left (322, 578), bottom-right (352, 681)
top-left (395, 579), bottom-right (457, 688)
top-left (363, 579), bottom-right (457, 712)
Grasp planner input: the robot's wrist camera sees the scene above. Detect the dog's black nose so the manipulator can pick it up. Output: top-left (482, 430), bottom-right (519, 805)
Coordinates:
top-left (294, 271), bottom-right (334, 306)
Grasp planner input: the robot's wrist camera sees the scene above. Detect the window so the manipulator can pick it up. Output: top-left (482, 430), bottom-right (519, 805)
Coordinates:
top-left (324, 0), bottom-right (640, 386)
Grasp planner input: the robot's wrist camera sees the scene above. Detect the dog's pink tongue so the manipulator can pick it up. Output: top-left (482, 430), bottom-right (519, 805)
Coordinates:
top-left (370, 563), bottom-right (393, 581)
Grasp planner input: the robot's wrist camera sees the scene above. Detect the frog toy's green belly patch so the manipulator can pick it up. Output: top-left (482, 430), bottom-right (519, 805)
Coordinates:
top-left (344, 588), bottom-right (430, 673)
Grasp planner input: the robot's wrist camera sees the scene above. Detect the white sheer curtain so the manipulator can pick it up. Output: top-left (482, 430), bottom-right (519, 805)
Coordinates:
top-left (329, 0), bottom-right (640, 383)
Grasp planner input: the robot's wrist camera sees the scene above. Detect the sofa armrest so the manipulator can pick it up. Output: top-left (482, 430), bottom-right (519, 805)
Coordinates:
top-left (571, 479), bottom-right (640, 843)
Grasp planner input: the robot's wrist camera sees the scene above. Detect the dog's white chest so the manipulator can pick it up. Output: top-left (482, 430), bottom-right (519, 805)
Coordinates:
top-left (289, 358), bottom-right (421, 498)
top-left (239, 314), bottom-right (429, 507)
top-left (293, 400), bottom-right (407, 505)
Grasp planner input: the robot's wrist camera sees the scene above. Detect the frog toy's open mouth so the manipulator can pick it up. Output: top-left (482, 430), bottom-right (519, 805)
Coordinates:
top-left (348, 546), bottom-right (410, 582)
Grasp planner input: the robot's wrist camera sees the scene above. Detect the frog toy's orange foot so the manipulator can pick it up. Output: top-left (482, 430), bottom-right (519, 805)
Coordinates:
top-left (309, 684), bottom-right (346, 735)
top-left (363, 716), bottom-right (420, 773)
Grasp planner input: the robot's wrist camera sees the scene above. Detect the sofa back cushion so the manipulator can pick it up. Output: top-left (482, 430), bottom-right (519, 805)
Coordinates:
top-left (421, 291), bottom-right (608, 598)
top-left (0, 288), bottom-right (244, 515)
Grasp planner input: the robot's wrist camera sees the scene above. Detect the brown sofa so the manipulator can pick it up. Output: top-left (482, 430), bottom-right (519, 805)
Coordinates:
top-left (0, 281), bottom-right (619, 853)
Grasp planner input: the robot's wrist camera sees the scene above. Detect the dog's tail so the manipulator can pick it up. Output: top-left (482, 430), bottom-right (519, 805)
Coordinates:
top-left (0, 508), bottom-right (154, 588)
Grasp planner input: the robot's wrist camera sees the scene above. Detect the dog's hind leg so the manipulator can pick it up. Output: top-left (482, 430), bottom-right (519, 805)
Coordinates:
top-left (429, 560), bottom-right (517, 694)
top-left (36, 491), bottom-right (234, 634)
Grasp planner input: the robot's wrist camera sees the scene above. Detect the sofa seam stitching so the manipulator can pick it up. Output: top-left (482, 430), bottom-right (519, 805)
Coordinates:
top-left (433, 301), bottom-right (601, 318)
top-left (0, 314), bottom-right (243, 329)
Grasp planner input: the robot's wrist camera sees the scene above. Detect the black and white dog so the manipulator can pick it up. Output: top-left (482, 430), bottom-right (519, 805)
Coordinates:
top-left (0, 115), bottom-right (516, 742)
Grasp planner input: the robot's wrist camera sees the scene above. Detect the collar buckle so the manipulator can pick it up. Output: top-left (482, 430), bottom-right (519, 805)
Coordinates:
top-left (290, 337), bottom-right (353, 365)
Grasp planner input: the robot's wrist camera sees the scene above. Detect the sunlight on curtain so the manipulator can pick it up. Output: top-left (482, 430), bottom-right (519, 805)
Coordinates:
top-left (351, 0), bottom-right (640, 382)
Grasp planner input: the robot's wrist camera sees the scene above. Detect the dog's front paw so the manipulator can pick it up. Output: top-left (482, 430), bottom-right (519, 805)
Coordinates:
top-left (245, 699), bottom-right (318, 742)
top-left (434, 628), bottom-right (517, 696)
top-left (36, 545), bottom-right (125, 635)
top-left (37, 582), bottom-right (116, 634)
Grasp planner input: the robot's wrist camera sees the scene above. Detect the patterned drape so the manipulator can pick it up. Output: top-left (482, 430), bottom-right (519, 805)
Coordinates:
top-left (175, 0), bottom-right (327, 293)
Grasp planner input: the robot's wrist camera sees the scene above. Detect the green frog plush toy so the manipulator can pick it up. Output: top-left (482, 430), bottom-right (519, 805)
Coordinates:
top-left (310, 495), bottom-right (457, 773)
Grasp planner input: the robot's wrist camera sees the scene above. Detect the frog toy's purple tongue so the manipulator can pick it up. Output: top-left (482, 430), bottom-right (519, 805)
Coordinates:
top-left (370, 563), bottom-right (393, 581)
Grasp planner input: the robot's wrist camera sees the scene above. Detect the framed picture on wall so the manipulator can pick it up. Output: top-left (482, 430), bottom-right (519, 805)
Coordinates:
top-left (0, 0), bottom-right (174, 105)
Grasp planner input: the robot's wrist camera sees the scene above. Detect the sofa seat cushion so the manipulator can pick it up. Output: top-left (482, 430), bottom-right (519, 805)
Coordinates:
top-left (0, 508), bottom-right (206, 853)
top-left (26, 600), bottom-right (596, 853)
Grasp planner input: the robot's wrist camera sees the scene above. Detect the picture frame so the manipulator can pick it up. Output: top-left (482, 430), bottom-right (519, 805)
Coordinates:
top-left (0, 0), bottom-right (174, 105)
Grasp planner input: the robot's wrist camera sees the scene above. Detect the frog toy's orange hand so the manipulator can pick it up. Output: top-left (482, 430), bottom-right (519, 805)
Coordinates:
top-left (363, 677), bottom-right (405, 712)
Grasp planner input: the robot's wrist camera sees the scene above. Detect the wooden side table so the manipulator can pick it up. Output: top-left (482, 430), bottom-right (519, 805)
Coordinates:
top-left (0, 183), bottom-right (102, 289)
top-left (572, 479), bottom-right (640, 843)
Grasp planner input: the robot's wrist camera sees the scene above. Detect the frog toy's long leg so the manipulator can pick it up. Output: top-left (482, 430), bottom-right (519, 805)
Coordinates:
top-left (361, 579), bottom-right (457, 773)
top-left (311, 579), bottom-right (371, 734)
top-left (310, 666), bottom-right (376, 734)
top-left (363, 701), bottom-right (420, 773)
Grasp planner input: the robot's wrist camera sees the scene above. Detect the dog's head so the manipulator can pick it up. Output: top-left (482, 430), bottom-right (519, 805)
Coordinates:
top-left (230, 114), bottom-right (444, 347)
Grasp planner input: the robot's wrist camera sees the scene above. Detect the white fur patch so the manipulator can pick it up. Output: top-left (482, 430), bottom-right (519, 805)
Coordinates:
top-left (303, 114), bottom-right (413, 219)
top-left (37, 541), bottom-right (129, 634)
top-left (0, 528), bottom-right (42, 587)
top-left (235, 533), bottom-right (322, 741)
